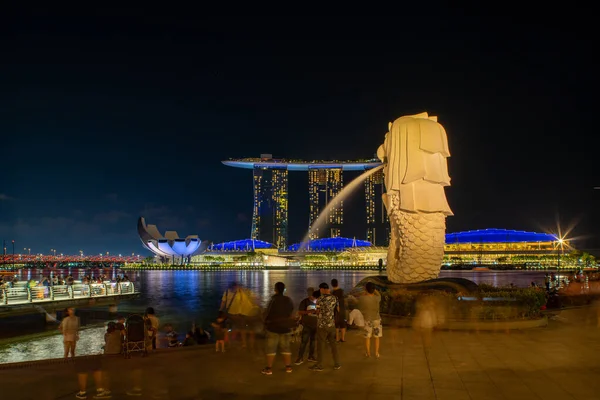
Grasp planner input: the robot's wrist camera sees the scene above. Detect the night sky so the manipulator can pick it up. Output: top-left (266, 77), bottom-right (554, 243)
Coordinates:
top-left (1, 12), bottom-right (597, 255)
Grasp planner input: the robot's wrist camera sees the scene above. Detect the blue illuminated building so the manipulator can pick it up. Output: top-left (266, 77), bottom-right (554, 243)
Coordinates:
top-left (443, 229), bottom-right (565, 267)
top-left (210, 239), bottom-right (275, 251)
top-left (288, 237), bottom-right (372, 252)
top-left (445, 229), bottom-right (557, 244)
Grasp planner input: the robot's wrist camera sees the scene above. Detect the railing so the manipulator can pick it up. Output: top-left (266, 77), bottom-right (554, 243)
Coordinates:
top-left (0, 282), bottom-right (136, 305)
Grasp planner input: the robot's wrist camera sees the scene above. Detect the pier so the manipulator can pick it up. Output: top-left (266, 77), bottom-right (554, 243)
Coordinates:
top-left (0, 282), bottom-right (138, 317)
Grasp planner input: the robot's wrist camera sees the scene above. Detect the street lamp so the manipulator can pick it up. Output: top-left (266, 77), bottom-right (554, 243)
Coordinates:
top-left (556, 238), bottom-right (566, 269)
top-left (50, 249), bottom-right (56, 256)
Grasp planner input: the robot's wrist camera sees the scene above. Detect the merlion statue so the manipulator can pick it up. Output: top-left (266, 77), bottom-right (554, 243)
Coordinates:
top-left (377, 112), bottom-right (453, 283)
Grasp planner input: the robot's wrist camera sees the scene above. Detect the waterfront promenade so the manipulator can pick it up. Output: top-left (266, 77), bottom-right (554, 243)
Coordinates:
top-left (1, 307), bottom-right (599, 399)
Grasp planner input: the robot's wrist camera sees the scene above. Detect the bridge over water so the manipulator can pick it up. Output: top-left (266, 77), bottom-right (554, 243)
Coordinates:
top-left (0, 281), bottom-right (138, 317)
top-left (0, 254), bottom-right (143, 269)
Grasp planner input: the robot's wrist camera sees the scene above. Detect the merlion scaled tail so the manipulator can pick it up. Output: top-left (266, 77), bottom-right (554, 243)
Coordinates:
top-left (378, 112), bottom-right (453, 284)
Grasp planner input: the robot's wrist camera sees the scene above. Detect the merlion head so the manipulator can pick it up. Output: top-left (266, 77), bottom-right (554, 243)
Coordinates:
top-left (377, 111), bottom-right (452, 215)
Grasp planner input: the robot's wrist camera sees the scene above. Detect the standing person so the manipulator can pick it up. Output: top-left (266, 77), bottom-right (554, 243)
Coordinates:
top-left (144, 307), bottom-right (159, 350)
top-left (310, 283), bottom-right (341, 372)
top-left (413, 294), bottom-right (438, 350)
top-left (211, 311), bottom-right (228, 352)
top-left (294, 288), bottom-right (318, 365)
top-left (78, 321), bottom-right (123, 399)
top-left (331, 279), bottom-right (347, 343)
top-left (544, 273), bottom-right (551, 292)
top-left (220, 282), bottom-right (260, 349)
top-left (59, 307), bottom-right (80, 358)
top-left (74, 358), bottom-right (109, 399)
top-left (358, 282), bottom-right (382, 358)
top-left (261, 282), bottom-right (295, 375)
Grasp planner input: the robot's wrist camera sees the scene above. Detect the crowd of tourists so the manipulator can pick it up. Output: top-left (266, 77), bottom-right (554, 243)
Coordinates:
top-left (0, 273), bottom-right (131, 289)
top-left (216, 279), bottom-right (382, 375)
top-left (56, 277), bottom-right (384, 397)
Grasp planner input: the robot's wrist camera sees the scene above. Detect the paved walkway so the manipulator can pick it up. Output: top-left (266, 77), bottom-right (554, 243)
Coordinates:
top-left (2, 307), bottom-right (600, 400)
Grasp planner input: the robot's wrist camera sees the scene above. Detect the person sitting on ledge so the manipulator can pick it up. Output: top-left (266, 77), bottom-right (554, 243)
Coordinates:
top-left (164, 324), bottom-right (180, 348)
top-left (182, 331), bottom-right (197, 346)
top-left (193, 325), bottom-right (210, 345)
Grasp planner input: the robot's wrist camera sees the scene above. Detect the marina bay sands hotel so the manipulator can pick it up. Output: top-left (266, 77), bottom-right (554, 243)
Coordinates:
top-left (223, 154), bottom-right (388, 249)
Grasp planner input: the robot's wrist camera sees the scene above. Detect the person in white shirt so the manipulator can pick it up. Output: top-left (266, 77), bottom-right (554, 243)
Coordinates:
top-left (358, 282), bottom-right (382, 358)
top-left (348, 308), bottom-right (365, 328)
top-left (59, 307), bottom-right (80, 358)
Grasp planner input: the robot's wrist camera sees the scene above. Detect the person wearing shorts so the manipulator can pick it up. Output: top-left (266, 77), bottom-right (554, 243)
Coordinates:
top-left (358, 282), bottom-right (382, 358)
top-left (261, 282), bottom-right (295, 375)
top-left (73, 355), bottom-right (109, 399)
top-left (364, 320), bottom-right (383, 339)
top-left (59, 307), bottom-right (80, 359)
top-left (331, 279), bottom-right (347, 342)
top-left (221, 282), bottom-right (260, 349)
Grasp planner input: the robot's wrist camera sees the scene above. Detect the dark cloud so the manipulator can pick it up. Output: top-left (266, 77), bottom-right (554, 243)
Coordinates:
top-left (0, 194), bottom-right (13, 201)
top-left (237, 213), bottom-right (249, 222)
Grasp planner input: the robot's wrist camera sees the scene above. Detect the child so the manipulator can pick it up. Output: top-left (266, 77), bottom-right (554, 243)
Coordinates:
top-left (164, 324), bottom-right (179, 348)
top-left (211, 311), bottom-right (228, 352)
top-left (104, 322), bottom-right (123, 355)
top-left (116, 316), bottom-right (126, 332)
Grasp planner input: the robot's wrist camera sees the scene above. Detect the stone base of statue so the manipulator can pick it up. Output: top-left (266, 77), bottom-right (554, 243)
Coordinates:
top-left (351, 275), bottom-right (479, 297)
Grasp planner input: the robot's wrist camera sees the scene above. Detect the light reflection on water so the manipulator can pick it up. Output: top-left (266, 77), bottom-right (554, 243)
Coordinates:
top-left (0, 269), bottom-right (548, 364)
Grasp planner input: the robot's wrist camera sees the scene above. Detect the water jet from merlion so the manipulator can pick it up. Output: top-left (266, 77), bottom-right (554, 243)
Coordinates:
top-left (300, 165), bottom-right (384, 250)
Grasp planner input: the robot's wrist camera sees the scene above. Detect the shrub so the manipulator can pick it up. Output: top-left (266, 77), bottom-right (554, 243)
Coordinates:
top-left (384, 286), bottom-right (547, 320)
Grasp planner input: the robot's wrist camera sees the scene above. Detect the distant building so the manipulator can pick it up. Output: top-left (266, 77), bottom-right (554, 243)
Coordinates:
top-left (336, 229), bottom-right (568, 267)
top-left (308, 168), bottom-right (343, 239)
top-left (137, 217), bottom-right (209, 264)
top-left (288, 237), bottom-right (371, 252)
top-left (223, 155), bottom-right (383, 248)
top-left (251, 163), bottom-right (289, 249)
top-left (443, 228), bottom-right (561, 266)
top-left (185, 229), bottom-right (589, 269)
top-left (364, 167), bottom-right (390, 246)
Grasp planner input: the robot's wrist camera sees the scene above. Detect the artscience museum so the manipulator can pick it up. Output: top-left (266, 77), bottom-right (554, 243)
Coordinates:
top-left (137, 217), bottom-right (210, 262)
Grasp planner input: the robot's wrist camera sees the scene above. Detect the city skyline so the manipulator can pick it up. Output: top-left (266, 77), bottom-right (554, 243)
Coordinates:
top-left (1, 13), bottom-right (596, 255)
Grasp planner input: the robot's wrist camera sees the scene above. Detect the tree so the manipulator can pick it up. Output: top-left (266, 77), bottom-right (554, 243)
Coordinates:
top-left (581, 252), bottom-right (596, 268)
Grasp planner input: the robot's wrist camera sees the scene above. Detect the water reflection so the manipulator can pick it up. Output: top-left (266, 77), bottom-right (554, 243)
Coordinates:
top-left (0, 269), bottom-right (548, 364)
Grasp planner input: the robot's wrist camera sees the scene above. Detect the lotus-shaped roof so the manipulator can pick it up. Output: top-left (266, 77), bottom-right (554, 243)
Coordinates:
top-left (137, 217), bottom-right (210, 257)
